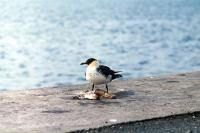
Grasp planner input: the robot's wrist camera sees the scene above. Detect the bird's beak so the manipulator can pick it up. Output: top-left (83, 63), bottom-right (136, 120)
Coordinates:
top-left (80, 62), bottom-right (86, 65)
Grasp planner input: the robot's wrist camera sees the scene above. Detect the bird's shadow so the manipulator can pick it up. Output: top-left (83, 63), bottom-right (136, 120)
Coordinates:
top-left (114, 90), bottom-right (135, 99)
top-left (77, 99), bottom-right (121, 106)
top-left (94, 100), bottom-right (120, 105)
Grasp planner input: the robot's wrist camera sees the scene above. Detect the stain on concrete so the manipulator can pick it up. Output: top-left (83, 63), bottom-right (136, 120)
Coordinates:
top-left (41, 110), bottom-right (71, 114)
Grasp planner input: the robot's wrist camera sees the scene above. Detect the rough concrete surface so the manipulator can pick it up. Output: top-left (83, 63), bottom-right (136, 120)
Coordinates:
top-left (0, 71), bottom-right (200, 133)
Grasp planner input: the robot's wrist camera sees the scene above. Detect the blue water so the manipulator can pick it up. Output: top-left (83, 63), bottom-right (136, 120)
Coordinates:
top-left (0, 0), bottom-right (200, 90)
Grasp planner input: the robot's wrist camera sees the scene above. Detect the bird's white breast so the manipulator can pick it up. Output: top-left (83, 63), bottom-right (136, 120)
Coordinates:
top-left (86, 66), bottom-right (111, 85)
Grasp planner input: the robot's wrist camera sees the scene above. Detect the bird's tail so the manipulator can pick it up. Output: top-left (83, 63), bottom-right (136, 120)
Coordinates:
top-left (112, 74), bottom-right (122, 80)
top-left (113, 70), bottom-right (122, 73)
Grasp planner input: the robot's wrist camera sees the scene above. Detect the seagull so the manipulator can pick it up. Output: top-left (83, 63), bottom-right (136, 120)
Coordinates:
top-left (80, 58), bottom-right (122, 93)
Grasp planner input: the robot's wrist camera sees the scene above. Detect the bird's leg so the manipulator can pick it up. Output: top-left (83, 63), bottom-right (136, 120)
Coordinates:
top-left (92, 84), bottom-right (94, 91)
top-left (106, 84), bottom-right (108, 93)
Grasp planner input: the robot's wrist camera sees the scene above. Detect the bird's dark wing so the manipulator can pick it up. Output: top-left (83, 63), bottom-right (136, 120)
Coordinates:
top-left (97, 65), bottom-right (122, 80)
top-left (97, 65), bottom-right (114, 77)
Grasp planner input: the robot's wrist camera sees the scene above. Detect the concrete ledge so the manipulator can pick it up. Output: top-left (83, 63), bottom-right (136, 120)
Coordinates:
top-left (0, 71), bottom-right (200, 133)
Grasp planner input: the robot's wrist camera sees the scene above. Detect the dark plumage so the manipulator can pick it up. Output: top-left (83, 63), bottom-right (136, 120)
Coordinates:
top-left (97, 65), bottom-right (122, 80)
top-left (80, 58), bottom-right (96, 65)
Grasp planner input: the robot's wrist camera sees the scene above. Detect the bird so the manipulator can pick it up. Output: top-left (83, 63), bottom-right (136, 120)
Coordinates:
top-left (80, 58), bottom-right (122, 93)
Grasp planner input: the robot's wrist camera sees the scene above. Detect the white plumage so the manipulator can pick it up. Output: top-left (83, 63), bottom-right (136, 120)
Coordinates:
top-left (86, 64), bottom-right (112, 85)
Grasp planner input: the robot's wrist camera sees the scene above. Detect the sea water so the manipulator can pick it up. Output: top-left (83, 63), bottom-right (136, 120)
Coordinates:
top-left (0, 0), bottom-right (200, 90)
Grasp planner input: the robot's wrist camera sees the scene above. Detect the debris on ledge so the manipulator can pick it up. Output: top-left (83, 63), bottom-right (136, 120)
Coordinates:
top-left (72, 89), bottom-right (116, 100)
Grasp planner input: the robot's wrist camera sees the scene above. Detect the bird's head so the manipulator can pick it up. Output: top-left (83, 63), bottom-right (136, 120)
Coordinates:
top-left (80, 58), bottom-right (97, 65)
